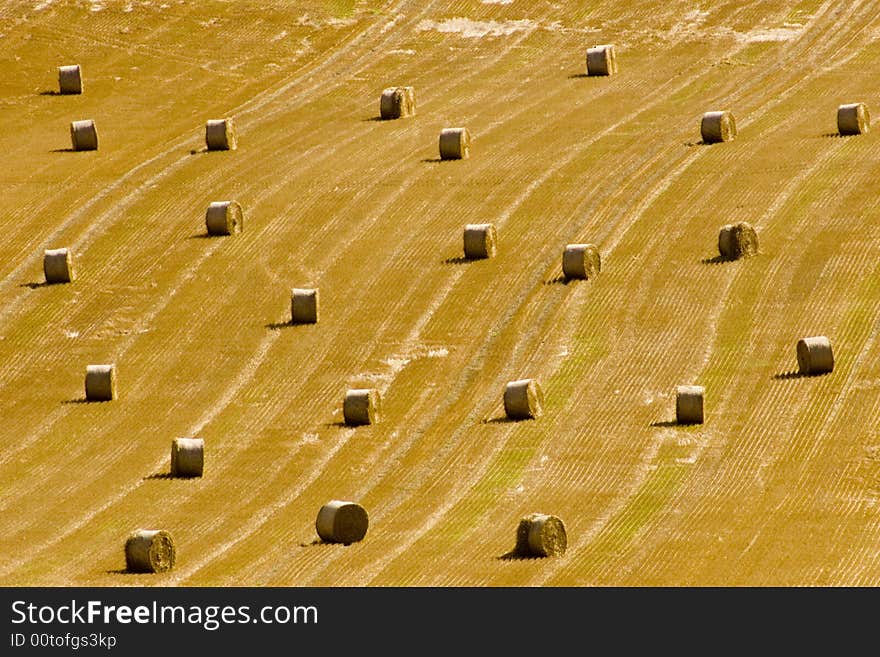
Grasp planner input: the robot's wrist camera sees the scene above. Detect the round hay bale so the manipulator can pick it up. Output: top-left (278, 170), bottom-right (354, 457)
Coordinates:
top-left (586, 44), bottom-right (617, 76)
top-left (70, 119), bottom-right (98, 151)
top-left (58, 64), bottom-right (83, 94)
top-left (562, 243), bottom-right (601, 280)
top-left (439, 127), bottom-right (471, 160)
top-left (125, 529), bottom-right (176, 573)
top-left (700, 110), bottom-right (736, 143)
top-left (676, 385), bottom-right (704, 424)
top-left (515, 513), bottom-right (567, 557)
top-left (170, 438), bottom-right (204, 478)
top-left (205, 200), bottom-right (243, 236)
top-left (463, 223), bottom-right (497, 260)
top-left (43, 248), bottom-right (74, 284)
top-left (837, 103), bottom-right (870, 136)
top-left (797, 336), bottom-right (834, 375)
top-left (85, 364), bottom-right (116, 401)
top-left (718, 222), bottom-right (758, 260)
top-left (316, 500), bottom-right (369, 544)
top-left (291, 288), bottom-right (319, 324)
top-left (380, 86), bottom-right (416, 120)
top-left (343, 388), bottom-right (380, 426)
top-left (205, 118), bottom-right (237, 151)
top-left (504, 378), bottom-right (543, 420)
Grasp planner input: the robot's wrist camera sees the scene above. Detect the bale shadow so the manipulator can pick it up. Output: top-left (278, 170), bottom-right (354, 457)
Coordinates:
top-left (62, 398), bottom-right (92, 405)
top-left (265, 321), bottom-right (293, 330)
top-left (300, 539), bottom-right (354, 547)
top-left (19, 281), bottom-right (51, 289)
top-left (362, 116), bottom-right (386, 122)
top-left (820, 132), bottom-right (844, 139)
top-left (421, 158), bottom-right (445, 164)
top-left (189, 147), bottom-right (209, 155)
top-left (773, 370), bottom-right (812, 380)
top-left (700, 255), bottom-right (734, 265)
top-left (442, 256), bottom-right (470, 265)
top-left (497, 550), bottom-right (542, 561)
top-left (650, 420), bottom-right (682, 428)
top-left (39, 90), bottom-right (62, 96)
top-left (106, 569), bottom-right (140, 575)
top-left (543, 275), bottom-right (573, 285)
top-left (482, 416), bottom-right (526, 424)
top-left (143, 472), bottom-right (175, 481)
top-left (187, 232), bottom-right (215, 240)
top-left (50, 148), bottom-right (77, 153)
top-left (567, 73), bottom-right (589, 79)
top-left (324, 421), bottom-right (350, 428)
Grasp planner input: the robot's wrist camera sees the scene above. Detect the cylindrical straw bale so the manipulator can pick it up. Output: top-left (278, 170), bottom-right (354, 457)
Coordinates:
top-left (515, 513), bottom-right (567, 557)
top-left (676, 385), bottom-right (704, 424)
top-left (70, 119), bottom-right (98, 151)
top-left (291, 288), bottom-right (319, 324)
top-left (380, 86), bottom-right (415, 119)
top-left (439, 127), bottom-right (471, 160)
top-left (43, 248), bottom-right (74, 284)
top-left (205, 118), bottom-right (237, 151)
top-left (717, 222), bottom-right (758, 260)
top-left (58, 64), bottom-right (83, 94)
top-left (85, 364), bottom-right (116, 401)
top-left (700, 110), bottom-right (736, 143)
top-left (170, 438), bottom-right (204, 477)
top-left (504, 378), bottom-right (544, 420)
top-left (205, 200), bottom-right (243, 236)
top-left (343, 388), bottom-right (380, 426)
top-left (125, 529), bottom-right (176, 573)
top-left (797, 336), bottom-right (834, 375)
top-left (562, 243), bottom-right (601, 280)
top-left (837, 103), bottom-right (869, 136)
top-left (586, 44), bottom-right (617, 76)
top-left (316, 500), bottom-right (369, 544)
top-left (463, 223), bottom-right (497, 260)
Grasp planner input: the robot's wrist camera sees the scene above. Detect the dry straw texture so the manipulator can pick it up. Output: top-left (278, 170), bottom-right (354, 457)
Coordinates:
top-left (380, 86), bottom-right (415, 119)
top-left (291, 288), bottom-right (319, 324)
top-left (676, 385), bottom-right (704, 424)
top-left (700, 111), bottom-right (736, 143)
top-left (837, 103), bottom-right (870, 135)
top-left (504, 378), bottom-right (544, 420)
top-left (562, 243), bottom-right (601, 280)
top-left (43, 248), bottom-right (74, 284)
top-left (797, 336), bottom-right (834, 375)
top-left (125, 529), bottom-right (176, 573)
top-left (70, 119), bottom-right (98, 151)
top-left (586, 44), bottom-right (617, 76)
top-left (171, 438), bottom-right (204, 478)
top-left (463, 223), bottom-right (497, 260)
top-left (205, 118), bottom-right (237, 151)
top-left (85, 364), bottom-right (116, 401)
top-left (439, 127), bottom-right (471, 160)
top-left (718, 222), bottom-right (758, 260)
top-left (316, 500), bottom-right (369, 544)
top-left (58, 64), bottom-right (82, 94)
top-left (343, 388), bottom-right (380, 426)
top-left (515, 513), bottom-right (567, 557)
top-left (205, 200), bottom-right (243, 236)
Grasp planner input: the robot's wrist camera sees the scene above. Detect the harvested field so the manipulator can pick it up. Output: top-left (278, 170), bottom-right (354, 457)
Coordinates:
top-left (2, 0), bottom-right (880, 588)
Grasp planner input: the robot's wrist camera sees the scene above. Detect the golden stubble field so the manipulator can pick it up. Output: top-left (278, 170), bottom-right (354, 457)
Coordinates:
top-left (1, 0), bottom-right (879, 586)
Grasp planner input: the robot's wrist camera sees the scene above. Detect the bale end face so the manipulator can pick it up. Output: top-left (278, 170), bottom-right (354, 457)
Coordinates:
top-left (205, 118), bottom-right (237, 151)
top-left (700, 111), bottom-right (736, 143)
top-left (85, 364), bottom-right (117, 401)
top-left (170, 438), bottom-right (204, 477)
top-left (562, 243), bottom-right (601, 280)
top-left (205, 200), bottom-right (243, 236)
top-left (125, 529), bottom-right (176, 573)
top-left (676, 385), bottom-right (704, 424)
top-left (43, 248), bottom-right (74, 284)
top-left (504, 378), bottom-right (544, 420)
top-left (797, 336), bottom-right (834, 375)
top-left (70, 119), bottom-right (98, 151)
top-left (439, 127), bottom-right (471, 160)
top-left (463, 223), bottom-right (497, 260)
top-left (343, 388), bottom-right (380, 426)
top-left (316, 500), bottom-right (369, 544)
top-left (837, 103), bottom-right (870, 136)
top-left (717, 222), bottom-right (758, 260)
top-left (379, 86), bottom-right (416, 119)
top-left (291, 288), bottom-right (319, 324)
top-left (58, 65), bottom-right (83, 94)
top-left (586, 45), bottom-right (617, 76)
top-left (515, 513), bottom-right (567, 557)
